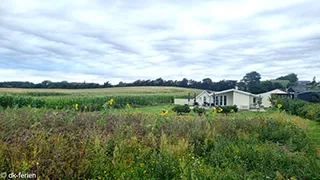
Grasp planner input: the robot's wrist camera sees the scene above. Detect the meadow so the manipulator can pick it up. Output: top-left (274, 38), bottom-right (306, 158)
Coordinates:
top-left (0, 87), bottom-right (320, 179)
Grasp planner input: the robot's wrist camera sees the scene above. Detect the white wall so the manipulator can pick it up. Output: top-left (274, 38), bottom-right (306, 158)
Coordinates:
top-left (196, 92), bottom-right (213, 105)
top-left (260, 93), bottom-right (272, 108)
top-left (215, 92), bottom-right (234, 106)
top-left (174, 99), bottom-right (194, 105)
top-left (233, 91), bottom-right (250, 110)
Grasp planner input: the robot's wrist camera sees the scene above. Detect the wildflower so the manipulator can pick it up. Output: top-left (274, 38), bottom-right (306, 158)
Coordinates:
top-left (80, 151), bottom-right (85, 155)
top-left (126, 103), bottom-right (131, 109)
top-left (55, 106), bottom-right (58, 109)
top-left (28, 104), bottom-right (31, 108)
top-left (135, 108), bottom-right (139, 111)
top-left (50, 137), bottom-right (55, 144)
top-left (109, 98), bottom-right (114, 105)
top-left (277, 104), bottom-right (282, 109)
top-left (178, 132), bottom-right (181, 137)
top-left (128, 158), bottom-right (132, 163)
top-left (219, 127), bottom-right (223, 131)
top-left (75, 104), bottom-right (79, 111)
top-left (161, 109), bottom-right (169, 116)
top-left (84, 106), bottom-right (87, 109)
top-left (218, 108), bottom-right (223, 113)
top-left (213, 107), bottom-right (217, 113)
top-left (230, 109), bottom-right (235, 113)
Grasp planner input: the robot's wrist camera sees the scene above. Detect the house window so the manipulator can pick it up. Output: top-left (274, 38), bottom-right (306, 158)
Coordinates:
top-left (204, 96), bottom-right (206, 103)
top-left (215, 96), bottom-right (219, 105)
top-left (224, 96), bottom-right (227, 106)
top-left (220, 96), bottom-right (223, 105)
top-left (253, 97), bottom-right (256, 103)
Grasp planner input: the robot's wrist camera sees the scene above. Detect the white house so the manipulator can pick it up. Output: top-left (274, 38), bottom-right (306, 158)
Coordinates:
top-left (195, 88), bottom-right (260, 110)
top-left (258, 89), bottom-right (292, 108)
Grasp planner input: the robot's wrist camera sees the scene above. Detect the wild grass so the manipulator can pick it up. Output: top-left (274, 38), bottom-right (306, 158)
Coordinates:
top-left (0, 107), bottom-right (319, 179)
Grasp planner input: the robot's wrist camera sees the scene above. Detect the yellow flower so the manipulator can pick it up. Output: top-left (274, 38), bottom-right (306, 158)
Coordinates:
top-left (85, 106), bottom-right (87, 109)
top-left (161, 109), bottom-right (169, 116)
top-left (230, 109), bottom-right (235, 113)
top-left (126, 103), bottom-right (131, 109)
top-left (213, 107), bottom-right (217, 113)
top-left (135, 108), bottom-right (139, 111)
top-left (277, 104), bottom-right (282, 109)
top-left (218, 108), bottom-right (223, 113)
top-left (28, 104), bottom-right (31, 108)
top-left (75, 103), bottom-right (79, 110)
top-left (109, 98), bottom-right (114, 105)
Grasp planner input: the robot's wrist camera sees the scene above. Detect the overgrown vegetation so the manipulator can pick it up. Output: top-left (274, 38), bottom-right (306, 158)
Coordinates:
top-left (0, 107), bottom-right (319, 179)
top-left (272, 97), bottom-right (320, 122)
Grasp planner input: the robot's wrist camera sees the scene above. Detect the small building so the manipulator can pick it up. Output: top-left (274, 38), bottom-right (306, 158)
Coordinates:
top-left (297, 90), bottom-right (320, 103)
top-left (258, 89), bottom-right (293, 108)
top-left (195, 89), bottom-right (260, 110)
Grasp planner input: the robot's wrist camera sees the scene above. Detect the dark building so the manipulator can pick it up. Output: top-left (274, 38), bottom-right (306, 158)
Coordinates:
top-left (297, 90), bottom-right (320, 103)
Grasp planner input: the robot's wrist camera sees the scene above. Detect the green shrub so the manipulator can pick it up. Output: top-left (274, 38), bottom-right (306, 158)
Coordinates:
top-left (272, 97), bottom-right (320, 122)
top-left (172, 104), bottom-right (191, 115)
top-left (193, 106), bottom-right (206, 116)
top-left (217, 105), bottom-right (238, 113)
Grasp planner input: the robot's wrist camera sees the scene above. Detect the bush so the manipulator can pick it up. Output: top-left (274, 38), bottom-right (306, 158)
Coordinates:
top-left (272, 97), bottom-right (320, 122)
top-left (217, 105), bottom-right (238, 113)
top-left (172, 104), bottom-right (191, 115)
top-left (193, 106), bottom-right (206, 116)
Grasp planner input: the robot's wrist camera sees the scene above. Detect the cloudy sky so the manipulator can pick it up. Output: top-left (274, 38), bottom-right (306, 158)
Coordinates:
top-left (1, 0), bottom-right (320, 84)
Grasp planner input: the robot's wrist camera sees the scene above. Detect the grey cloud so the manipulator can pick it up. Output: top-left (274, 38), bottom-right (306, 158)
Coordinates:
top-left (0, 0), bottom-right (320, 84)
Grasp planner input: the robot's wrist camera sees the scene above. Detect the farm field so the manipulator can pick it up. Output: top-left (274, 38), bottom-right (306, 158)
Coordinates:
top-left (0, 87), bottom-right (202, 111)
top-left (0, 87), bottom-right (320, 179)
top-left (0, 86), bottom-right (202, 96)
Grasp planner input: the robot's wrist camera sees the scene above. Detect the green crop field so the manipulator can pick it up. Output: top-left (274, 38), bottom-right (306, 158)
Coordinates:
top-left (0, 87), bottom-right (202, 111)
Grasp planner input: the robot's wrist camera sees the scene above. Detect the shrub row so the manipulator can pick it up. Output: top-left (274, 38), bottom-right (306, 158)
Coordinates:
top-left (271, 98), bottom-right (320, 122)
top-left (217, 105), bottom-right (238, 113)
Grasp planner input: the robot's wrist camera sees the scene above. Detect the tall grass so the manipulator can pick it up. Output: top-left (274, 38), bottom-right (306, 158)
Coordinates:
top-left (0, 108), bottom-right (319, 179)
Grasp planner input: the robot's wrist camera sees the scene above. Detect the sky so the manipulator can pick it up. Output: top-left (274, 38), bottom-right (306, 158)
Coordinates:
top-left (0, 0), bottom-right (320, 85)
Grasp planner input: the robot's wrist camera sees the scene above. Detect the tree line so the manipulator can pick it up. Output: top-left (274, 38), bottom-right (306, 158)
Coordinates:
top-left (0, 72), bottom-right (315, 94)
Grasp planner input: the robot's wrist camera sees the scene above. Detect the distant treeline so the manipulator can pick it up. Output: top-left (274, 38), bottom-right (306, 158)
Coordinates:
top-left (0, 72), bottom-right (316, 94)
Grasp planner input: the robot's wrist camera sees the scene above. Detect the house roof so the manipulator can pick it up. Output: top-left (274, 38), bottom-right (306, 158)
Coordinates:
top-left (259, 89), bottom-right (288, 95)
top-left (297, 89), bottom-right (320, 94)
top-left (196, 90), bottom-right (214, 99)
top-left (215, 88), bottom-right (260, 97)
top-left (287, 86), bottom-right (307, 93)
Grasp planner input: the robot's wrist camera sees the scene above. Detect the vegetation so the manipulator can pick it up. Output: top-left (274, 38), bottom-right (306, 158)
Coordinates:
top-left (217, 105), bottom-right (239, 113)
top-left (0, 107), bottom-right (319, 179)
top-left (172, 104), bottom-right (191, 115)
top-left (271, 97), bottom-right (320, 122)
top-left (1, 73), bottom-right (318, 97)
top-left (0, 87), bottom-right (202, 111)
top-left (193, 106), bottom-right (206, 116)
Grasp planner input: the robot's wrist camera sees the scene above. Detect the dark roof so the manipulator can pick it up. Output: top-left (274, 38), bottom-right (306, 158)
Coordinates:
top-left (297, 89), bottom-right (320, 94)
top-left (287, 86), bottom-right (307, 93)
top-left (206, 90), bottom-right (212, 94)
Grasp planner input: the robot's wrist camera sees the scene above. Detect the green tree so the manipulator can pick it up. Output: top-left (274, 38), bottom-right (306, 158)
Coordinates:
top-left (276, 73), bottom-right (298, 84)
top-left (240, 71), bottom-right (261, 93)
